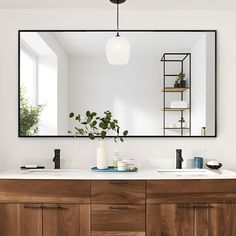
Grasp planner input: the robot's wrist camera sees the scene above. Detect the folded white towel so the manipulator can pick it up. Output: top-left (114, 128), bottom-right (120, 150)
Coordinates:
top-left (170, 101), bottom-right (188, 108)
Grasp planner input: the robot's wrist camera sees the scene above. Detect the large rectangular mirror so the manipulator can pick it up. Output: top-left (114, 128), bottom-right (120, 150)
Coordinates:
top-left (18, 30), bottom-right (216, 137)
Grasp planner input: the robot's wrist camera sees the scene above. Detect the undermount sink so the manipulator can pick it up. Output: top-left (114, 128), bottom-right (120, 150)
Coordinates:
top-left (24, 169), bottom-right (81, 174)
top-left (157, 169), bottom-right (216, 177)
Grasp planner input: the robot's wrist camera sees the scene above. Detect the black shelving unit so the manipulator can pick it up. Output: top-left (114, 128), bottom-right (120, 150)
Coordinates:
top-left (161, 53), bottom-right (191, 136)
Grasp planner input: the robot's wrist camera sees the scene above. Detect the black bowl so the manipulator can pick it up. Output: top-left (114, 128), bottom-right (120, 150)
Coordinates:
top-left (206, 163), bottom-right (222, 170)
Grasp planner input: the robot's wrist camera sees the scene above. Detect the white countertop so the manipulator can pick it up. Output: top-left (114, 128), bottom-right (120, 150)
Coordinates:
top-left (0, 168), bottom-right (235, 180)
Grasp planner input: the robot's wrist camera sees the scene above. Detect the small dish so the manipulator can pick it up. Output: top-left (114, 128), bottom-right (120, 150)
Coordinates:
top-left (206, 163), bottom-right (222, 170)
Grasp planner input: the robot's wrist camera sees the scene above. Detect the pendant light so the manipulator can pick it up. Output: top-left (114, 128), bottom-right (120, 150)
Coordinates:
top-left (106, 0), bottom-right (131, 65)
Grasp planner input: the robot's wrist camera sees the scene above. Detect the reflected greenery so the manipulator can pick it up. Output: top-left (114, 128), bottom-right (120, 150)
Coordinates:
top-left (20, 86), bottom-right (45, 136)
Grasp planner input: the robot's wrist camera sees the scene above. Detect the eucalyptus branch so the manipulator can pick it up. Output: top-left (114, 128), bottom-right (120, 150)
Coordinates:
top-left (68, 110), bottom-right (128, 142)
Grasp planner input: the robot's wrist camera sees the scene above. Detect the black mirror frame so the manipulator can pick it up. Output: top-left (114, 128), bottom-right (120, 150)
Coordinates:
top-left (18, 30), bottom-right (217, 138)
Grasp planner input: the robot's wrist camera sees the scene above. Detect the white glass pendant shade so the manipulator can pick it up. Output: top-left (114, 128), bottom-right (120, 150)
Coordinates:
top-left (106, 36), bottom-right (131, 65)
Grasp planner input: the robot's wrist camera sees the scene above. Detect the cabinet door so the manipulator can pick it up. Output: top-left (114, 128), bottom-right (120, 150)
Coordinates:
top-left (194, 203), bottom-right (236, 236)
top-left (0, 204), bottom-right (20, 236)
top-left (43, 204), bottom-right (90, 236)
top-left (147, 203), bottom-right (195, 236)
top-left (207, 203), bottom-right (236, 236)
top-left (0, 203), bottom-right (42, 236)
top-left (147, 203), bottom-right (236, 236)
top-left (20, 204), bottom-right (43, 236)
top-left (91, 204), bottom-right (145, 236)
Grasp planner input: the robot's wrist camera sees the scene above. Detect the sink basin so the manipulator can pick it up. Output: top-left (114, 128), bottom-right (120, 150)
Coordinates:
top-left (158, 169), bottom-right (216, 177)
top-left (24, 169), bottom-right (81, 174)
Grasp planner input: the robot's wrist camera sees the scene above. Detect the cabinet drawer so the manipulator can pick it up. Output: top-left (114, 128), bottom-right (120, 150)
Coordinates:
top-left (0, 180), bottom-right (90, 203)
top-left (147, 180), bottom-right (236, 204)
top-left (147, 180), bottom-right (236, 194)
top-left (91, 204), bottom-right (145, 234)
top-left (91, 180), bottom-right (145, 204)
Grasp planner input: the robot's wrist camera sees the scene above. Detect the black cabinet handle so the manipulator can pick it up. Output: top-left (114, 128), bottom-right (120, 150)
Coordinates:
top-left (194, 204), bottom-right (213, 209)
top-left (109, 206), bottom-right (129, 210)
top-left (109, 181), bottom-right (128, 185)
top-left (43, 205), bottom-right (67, 210)
top-left (177, 204), bottom-right (213, 209)
top-left (24, 204), bottom-right (43, 209)
top-left (177, 204), bottom-right (195, 209)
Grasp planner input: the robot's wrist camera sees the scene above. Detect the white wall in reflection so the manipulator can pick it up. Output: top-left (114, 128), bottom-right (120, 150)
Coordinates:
top-left (69, 54), bottom-right (162, 135)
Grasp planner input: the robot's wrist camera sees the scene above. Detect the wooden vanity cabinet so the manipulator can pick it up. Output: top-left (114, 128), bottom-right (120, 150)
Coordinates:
top-left (146, 180), bottom-right (236, 236)
top-left (0, 179), bottom-right (236, 236)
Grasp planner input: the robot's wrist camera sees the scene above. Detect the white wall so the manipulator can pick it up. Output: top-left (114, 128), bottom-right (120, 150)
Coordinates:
top-left (191, 33), bottom-right (216, 136)
top-left (191, 35), bottom-right (206, 135)
top-left (205, 33), bottom-right (216, 135)
top-left (0, 9), bottom-right (235, 171)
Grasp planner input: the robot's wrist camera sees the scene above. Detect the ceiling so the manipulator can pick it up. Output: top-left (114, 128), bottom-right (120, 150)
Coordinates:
top-left (53, 31), bottom-right (205, 56)
top-left (0, 0), bottom-right (236, 10)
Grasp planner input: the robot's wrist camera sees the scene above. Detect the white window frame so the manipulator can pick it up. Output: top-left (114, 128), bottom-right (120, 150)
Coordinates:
top-left (20, 40), bottom-right (39, 105)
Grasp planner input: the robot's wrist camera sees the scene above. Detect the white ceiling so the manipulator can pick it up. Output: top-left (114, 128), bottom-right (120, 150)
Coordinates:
top-left (21, 32), bottom-right (55, 56)
top-left (52, 32), bottom-right (205, 56)
top-left (0, 0), bottom-right (236, 10)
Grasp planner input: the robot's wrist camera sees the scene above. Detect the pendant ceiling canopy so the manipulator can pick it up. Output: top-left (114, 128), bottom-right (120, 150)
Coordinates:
top-left (109, 0), bottom-right (126, 4)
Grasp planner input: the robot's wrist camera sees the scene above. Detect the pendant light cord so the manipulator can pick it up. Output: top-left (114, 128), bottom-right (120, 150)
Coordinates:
top-left (116, 0), bottom-right (120, 37)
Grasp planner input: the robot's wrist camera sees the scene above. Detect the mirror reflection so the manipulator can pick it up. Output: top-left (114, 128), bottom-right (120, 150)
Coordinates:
top-left (19, 31), bottom-right (216, 137)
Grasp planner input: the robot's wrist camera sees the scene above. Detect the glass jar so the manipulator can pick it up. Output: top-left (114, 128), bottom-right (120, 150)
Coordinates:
top-left (123, 159), bottom-right (135, 170)
top-left (117, 160), bottom-right (126, 171)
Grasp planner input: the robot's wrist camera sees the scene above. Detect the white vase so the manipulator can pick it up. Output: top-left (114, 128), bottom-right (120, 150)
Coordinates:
top-left (96, 140), bottom-right (108, 169)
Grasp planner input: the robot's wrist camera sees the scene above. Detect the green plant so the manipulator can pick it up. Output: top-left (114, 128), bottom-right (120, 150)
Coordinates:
top-left (20, 86), bottom-right (45, 136)
top-left (68, 110), bottom-right (128, 142)
top-left (176, 72), bottom-right (186, 82)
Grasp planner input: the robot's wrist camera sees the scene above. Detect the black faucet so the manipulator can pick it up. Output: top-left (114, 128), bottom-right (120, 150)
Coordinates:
top-left (53, 149), bottom-right (60, 169)
top-left (176, 149), bottom-right (184, 169)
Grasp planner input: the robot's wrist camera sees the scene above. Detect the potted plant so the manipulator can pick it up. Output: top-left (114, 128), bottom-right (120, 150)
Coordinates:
top-left (174, 79), bottom-right (180, 88)
top-left (176, 72), bottom-right (186, 88)
top-left (68, 110), bottom-right (128, 169)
